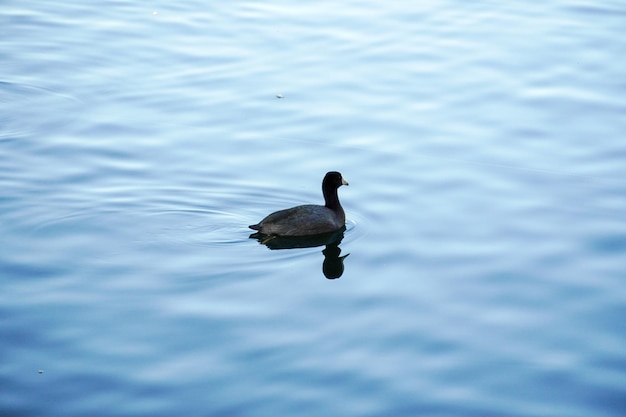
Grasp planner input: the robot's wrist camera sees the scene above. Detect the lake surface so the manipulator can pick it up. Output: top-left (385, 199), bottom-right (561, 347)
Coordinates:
top-left (2, 1), bottom-right (625, 416)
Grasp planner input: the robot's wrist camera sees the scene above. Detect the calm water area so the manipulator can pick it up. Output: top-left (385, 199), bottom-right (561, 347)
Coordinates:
top-left (1, 1), bottom-right (625, 416)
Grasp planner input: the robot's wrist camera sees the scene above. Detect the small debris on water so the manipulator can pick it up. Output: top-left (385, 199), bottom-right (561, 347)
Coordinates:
top-left (38, 370), bottom-right (44, 374)
top-left (275, 93), bottom-right (284, 99)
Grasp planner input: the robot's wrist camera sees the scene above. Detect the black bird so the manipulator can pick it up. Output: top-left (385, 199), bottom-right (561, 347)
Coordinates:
top-left (249, 171), bottom-right (349, 237)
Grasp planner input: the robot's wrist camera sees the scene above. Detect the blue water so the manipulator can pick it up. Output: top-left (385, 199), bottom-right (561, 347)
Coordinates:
top-left (2, 1), bottom-right (625, 416)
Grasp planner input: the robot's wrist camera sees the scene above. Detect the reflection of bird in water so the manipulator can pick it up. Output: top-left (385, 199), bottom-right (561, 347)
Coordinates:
top-left (322, 243), bottom-right (349, 279)
top-left (249, 172), bottom-right (348, 237)
top-left (249, 227), bottom-right (350, 279)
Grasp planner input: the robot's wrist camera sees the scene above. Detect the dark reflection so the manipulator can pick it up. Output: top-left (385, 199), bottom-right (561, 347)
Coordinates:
top-left (250, 227), bottom-right (349, 279)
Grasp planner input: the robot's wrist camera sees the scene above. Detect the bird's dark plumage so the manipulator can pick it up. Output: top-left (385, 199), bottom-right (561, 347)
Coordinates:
top-left (249, 171), bottom-right (348, 237)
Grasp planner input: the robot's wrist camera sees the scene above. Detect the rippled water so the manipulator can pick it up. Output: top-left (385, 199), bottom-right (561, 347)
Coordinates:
top-left (2, 1), bottom-right (625, 416)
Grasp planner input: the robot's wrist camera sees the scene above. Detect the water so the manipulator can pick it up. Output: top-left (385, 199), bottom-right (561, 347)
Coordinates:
top-left (2, 1), bottom-right (625, 416)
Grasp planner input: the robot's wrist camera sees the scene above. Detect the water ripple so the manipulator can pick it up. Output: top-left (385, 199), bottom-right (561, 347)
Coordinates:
top-left (0, 81), bottom-right (81, 139)
top-left (145, 209), bottom-right (250, 247)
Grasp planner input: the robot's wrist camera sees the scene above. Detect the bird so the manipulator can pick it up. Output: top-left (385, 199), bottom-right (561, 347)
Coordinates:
top-left (249, 171), bottom-right (348, 237)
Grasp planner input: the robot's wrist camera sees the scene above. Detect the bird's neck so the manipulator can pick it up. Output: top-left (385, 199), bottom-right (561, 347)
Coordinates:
top-left (324, 188), bottom-right (341, 211)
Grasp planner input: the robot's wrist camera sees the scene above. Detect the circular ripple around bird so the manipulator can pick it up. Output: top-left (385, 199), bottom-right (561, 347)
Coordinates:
top-left (145, 209), bottom-right (252, 247)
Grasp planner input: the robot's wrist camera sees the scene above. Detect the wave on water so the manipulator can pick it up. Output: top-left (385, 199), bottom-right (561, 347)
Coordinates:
top-left (0, 81), bottom-right (81, 140)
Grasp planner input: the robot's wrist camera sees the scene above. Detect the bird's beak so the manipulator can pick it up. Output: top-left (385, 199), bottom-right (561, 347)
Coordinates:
top-left (342, 177), bottom-right (349, 186)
